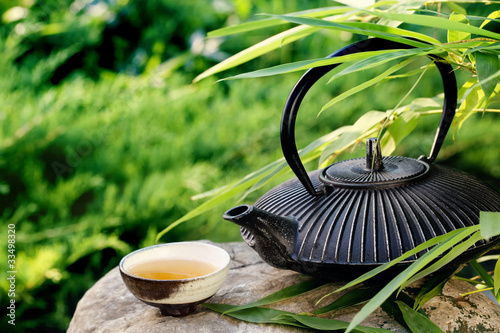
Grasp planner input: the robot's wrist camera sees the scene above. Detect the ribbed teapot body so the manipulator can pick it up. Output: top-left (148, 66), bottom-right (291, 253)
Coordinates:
top-left (248, 163), bottom-right (500, 277)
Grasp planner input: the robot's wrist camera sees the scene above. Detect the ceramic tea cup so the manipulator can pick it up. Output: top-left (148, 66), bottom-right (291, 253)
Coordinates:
top-left (119, 242), bottom-right (230, 316)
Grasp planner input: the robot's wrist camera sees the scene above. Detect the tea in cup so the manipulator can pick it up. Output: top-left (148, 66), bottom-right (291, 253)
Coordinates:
top-left (119, 242), bottom-right (230, 316)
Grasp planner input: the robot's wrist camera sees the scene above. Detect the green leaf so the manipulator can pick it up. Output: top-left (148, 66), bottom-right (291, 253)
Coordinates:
top-left (332, 227), bottom-right (478, 297)
top-left (335, 0), bottom-right (375, 8)
top-left (204, 303), bottom-right (391, 333)
top-left (375, 0), bottom-right (428, 28)
top-left (269, 14), bottom-right (432, 48)
top-left (193, 24), bottom-right (320, 82)
top-left (480, 211), bottom-right (500, 240)
top-left (407, 96), bottom-right (442, 112)
top-left (325, 48), bottom-right (432, 86)
top-left (380, 110), bottom-right (419, 156)
top-left (480, 9), bottom-right (500, 29)
top-left (401, 231), bottom-right (483, 288)
top-left (320, 56), bottom-right (418, 115)
top-left (448, 12), bottom-right (470, 43)
top-left (475, 51), bottom-right (500, 101)
top-left (275, 313), bottom-right (391, 333)
top-left (220, 50), bottom-right (401, 80)
top-left (364, 10), bottom-right (500, 41)
top-left (242, 123), bottom-right (349, 199)
top-left (340, 21), bottom-right (439, 45)
top-left (207, 6), bottom-right (352, 37)
top-left (454, 81), bottom-right (485, 130)
top-left (445, 2), bottom-right (467, 15)
top-left (222, 278), bottom-right (326, 314)
top-left (396, 301), bottom-right (444, 333)
top-left (156, 158), bottom-right (286, 241)
top-left (207, 0), bottom-right (399, 38)
top-left (494, 257), bottom-right (500, 296)
top-left (413, 268), bottom-right (455, 310)
top-left (343, 226), bottom-right (478, 333)
top-left (463, 41), bottom-right (500, 55)
top-left (204, 303), bottom-right (307, 327)
top-left (380, 291), bottom-right (418, 329)
top-left (470, 260), bottom-right (495, 287)
top-left (313, 285), bottom-right (382, 315)
top-left (319, 111), bottom-right (388, 165)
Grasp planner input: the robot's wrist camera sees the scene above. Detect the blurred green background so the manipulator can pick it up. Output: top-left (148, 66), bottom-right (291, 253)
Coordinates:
top-left (1, 1), bottom-right (500, 332)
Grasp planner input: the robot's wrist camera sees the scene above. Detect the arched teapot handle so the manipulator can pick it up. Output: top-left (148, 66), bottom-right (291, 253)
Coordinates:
top-left (281, 37), bottom-right (457, 196)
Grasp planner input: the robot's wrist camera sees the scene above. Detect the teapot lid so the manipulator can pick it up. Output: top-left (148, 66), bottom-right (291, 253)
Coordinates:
top-left (320, 138), bottom-right (429, 188)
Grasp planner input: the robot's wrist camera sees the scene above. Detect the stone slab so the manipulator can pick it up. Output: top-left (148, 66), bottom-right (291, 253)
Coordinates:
top-left (68, 241), bottom-right (500, 332)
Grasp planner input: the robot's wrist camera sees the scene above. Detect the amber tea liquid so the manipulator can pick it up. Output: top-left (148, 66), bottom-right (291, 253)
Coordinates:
top-left (129, 258), bottom-right (218, 280)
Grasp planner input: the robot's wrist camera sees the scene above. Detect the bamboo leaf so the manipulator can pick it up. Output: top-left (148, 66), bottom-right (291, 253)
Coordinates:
top-left (375, 0), bottom-right (427, 28)
top-left (494, 257), bottom-right (500, 296)
top-left (475, 51), bottom-right (500, 101)
top-left (207, 0), bottom-right (398, 38)
top-left (344, 226), bottom-right (478, 333)
top-left (335, 0), bottom-right (375, 8)
top-left (242, 123), bottom-right (350, 199)
top-left (156, 158), bottom-right (285, 241)
top-left (401, 232), bottom-right (483, 287)
top-left (320, 57), bottom-right (418, 115)
top-left (457, 78), bottom-right (477, 101)
top-left (207, 7), bottom-right (352, 37)
top-left (204, 303), bottom-right (308, 327)
top-left (408, 96), bottom-right (442, 112)
top-left (377, 59), bottom-right (430, 154)
top-left (220, 50), bottom-right (400, 80)
top-left (319, 111), bottom-right (388, 165)
top-left (325, 48), bottom-right (432, 88)
top-left (396, 301), bottom-right (444, 333)
top-left (222, 278), bottom-right (326, 314)
top-left (275, 313), bottom-right (391, 333)
top-left (413, 268), bottom-right (455, 310)
top-left (379, 291), bottom-right (413, 330)
top-left (239, 161), bottom-right (289, 202)
top-left (386, 66), bottom-right (427, 80)
top-left (364, 10), bottom-right (500, 41)
top-left (207, 1), bottom-right (406, 38)
top-left (269, 14), bottom-right (432, 48)
top-left (194, 24), bottom-right (320, 82)
top-left (445, 2), bottom-right (467, 15)
top-left (340, 21), bottom-right (439, 45)
top-left (205, 303), bottom-right (391, 333)
top-left (448, 12), bottom-right (470, 43)
top-left (455, 81), bottom-right (485, 130)
top-left (464, 41), bottom-right (500, 55)
top-left (313, 285), bottom-right (382, 315)
top-left (380, 109), bottom-right (419, 156)
top-left (330, 227), bottom-right (478, 298)
top-left (480, 211), bottom-right (500, 240)
top-left (470, 259), bottom-right (495, 287)
top-left (480, 9), bottom-right (500, 29)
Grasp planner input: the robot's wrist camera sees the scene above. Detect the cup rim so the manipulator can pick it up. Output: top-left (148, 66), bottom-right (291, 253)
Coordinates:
top-left (119, 241), bottom-right (230, 282)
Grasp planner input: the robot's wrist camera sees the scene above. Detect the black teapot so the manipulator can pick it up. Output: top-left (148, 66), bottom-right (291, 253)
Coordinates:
top-left (223, 38), bottom-right (500, 279)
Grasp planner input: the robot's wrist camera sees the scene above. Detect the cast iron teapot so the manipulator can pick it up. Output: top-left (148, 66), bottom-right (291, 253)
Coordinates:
top-left (223, 38), bottom-right (500, 279)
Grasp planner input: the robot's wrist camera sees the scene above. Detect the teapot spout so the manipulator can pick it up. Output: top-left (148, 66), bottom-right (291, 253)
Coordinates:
top-left (223, 205), bottom-right (298, 268)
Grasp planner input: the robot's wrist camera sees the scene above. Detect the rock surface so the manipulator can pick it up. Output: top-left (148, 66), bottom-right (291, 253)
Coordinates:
top-left (68, 241), bottom-right (500, 332)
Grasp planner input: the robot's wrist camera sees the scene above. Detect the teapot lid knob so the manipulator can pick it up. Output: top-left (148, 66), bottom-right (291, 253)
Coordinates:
top-left (366, 138), bottom-right (384, 171)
